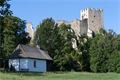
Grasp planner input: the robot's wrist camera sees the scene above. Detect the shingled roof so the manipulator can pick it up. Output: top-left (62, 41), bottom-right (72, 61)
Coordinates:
top-left (9, 44), bottom-right (52, 60)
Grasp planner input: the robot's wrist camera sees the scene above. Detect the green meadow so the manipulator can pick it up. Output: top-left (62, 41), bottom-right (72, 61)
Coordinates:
top-left (0, 72), bottom-right (120, 80)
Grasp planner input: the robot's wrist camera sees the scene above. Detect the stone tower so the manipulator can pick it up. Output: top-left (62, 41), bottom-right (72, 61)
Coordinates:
top-left (80, 8), bottom-right (103, 36)
top-left (56, 8), bottom-right (104, 49)
top-left (26, 22), bottom-right (34, 44)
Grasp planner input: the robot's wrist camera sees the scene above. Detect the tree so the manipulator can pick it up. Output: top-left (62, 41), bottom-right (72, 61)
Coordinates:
top-left (76, 33), bottom-right (92, 72)
top-left (89, 28), bottom-right (120, 73)
top-left (107, 32), bottom-right (120, 73)
top-left (0, 0), bottom-right (28, 59)
top-left (53, 23), bottom-right (81, 71)
top-left (33, 18), bottom-right (57, 57)
top-left (2, 16), bottom-right (26, 58)
top-left (0, 0), bottom-right (12, 60)
top-left (34, 19), bottom-right (81, 71)
top-left (0, 0), bottom-right (12, 16)
top-left (89, 29), bottom-right (109, 72)
top-left (0, 0), bottom-right (29, 69)
top-left (33, 18), bottom-right (59, 70)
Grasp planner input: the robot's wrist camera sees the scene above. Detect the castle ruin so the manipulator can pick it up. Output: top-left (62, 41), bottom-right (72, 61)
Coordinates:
top-left (26, 8), bottom-right (104, 48)
top-left (57, 8), bottom-right (104, 37)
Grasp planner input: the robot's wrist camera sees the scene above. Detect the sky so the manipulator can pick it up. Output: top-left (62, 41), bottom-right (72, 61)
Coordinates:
top-left (10, 0), bottom-right (120, 34)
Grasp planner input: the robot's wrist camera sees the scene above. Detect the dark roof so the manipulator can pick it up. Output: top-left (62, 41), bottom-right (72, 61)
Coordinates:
top-left (9, 44), bottom-right (52, 60)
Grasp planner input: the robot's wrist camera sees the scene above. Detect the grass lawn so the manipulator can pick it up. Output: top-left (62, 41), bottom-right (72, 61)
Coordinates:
top-left (0, 71), bottom-right (120, 80)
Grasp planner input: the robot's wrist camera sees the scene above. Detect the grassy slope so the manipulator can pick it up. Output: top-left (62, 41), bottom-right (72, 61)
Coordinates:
top-left (0, 72), bottom-right (120, 80)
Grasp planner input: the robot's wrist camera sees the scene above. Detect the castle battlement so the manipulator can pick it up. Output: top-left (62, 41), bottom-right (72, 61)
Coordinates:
top-left (80, 8), bottom-right (103, 14)
top-left (26, 8), bottom-right (104, 49)
top-left (57, 8), bottom-right (103, 37)
top-left (26, 8), bottom-right (103, 47)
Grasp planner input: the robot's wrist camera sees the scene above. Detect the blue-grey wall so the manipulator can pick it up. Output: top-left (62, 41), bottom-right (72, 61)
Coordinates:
top-left (9, 58), bottom-right (47, 72)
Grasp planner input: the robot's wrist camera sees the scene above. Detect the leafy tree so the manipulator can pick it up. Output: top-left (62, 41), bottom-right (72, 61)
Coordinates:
top-left (0, 0), bottom-right (31, 69)
top-left (33, 18), bottom-right (57, 57)
top-left (89, 29), bottom-right (109, 72)
top-left (2, 16), bottom-right (26, 58)
top-left (53, 23), bottom-right (81, 71)
top-left (0, 0), bottom-right (12, 16)
top-left (34, 19), bottom-right (81, 71)
top-left (89, 28), bottom-right (120, 73)
top-left (76, 34), bottom-right (91, 72)
top-left (0, 0), bottom-right (28, 58)
top-left (33, 18), bottom-right (59, 70)
top-left (107, 33), bottom-right (120, 73)
top-left (0, 0), bottom-right (12, 59)
top-left (34, 18), bottom-right (120, 72)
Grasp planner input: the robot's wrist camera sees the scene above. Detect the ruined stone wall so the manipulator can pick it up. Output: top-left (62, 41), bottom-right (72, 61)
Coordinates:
top-left (26, 22), bottom-right (34, 42)
top-left (56, 19), bottom-right (80, 36)
top-left (80, 19), bottom-right (88, 36)
top-left (70, 19), bottom-right (80, 36)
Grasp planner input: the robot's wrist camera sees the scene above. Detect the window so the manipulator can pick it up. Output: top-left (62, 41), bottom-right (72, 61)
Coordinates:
top-left (94, 16), bottom-right (95, 18)
top-left (34, 60), bottom-right (36, 68)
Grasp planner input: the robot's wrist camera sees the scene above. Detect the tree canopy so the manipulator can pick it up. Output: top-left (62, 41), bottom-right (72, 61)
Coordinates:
top-left (33, 18), bottom-right (81, 71)
top-left (89, 29), bottom-right (120, 73)
top-left (34, 18), bottom-right (120, 72)
top-left (0, 0), bottom-right (28, 59)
